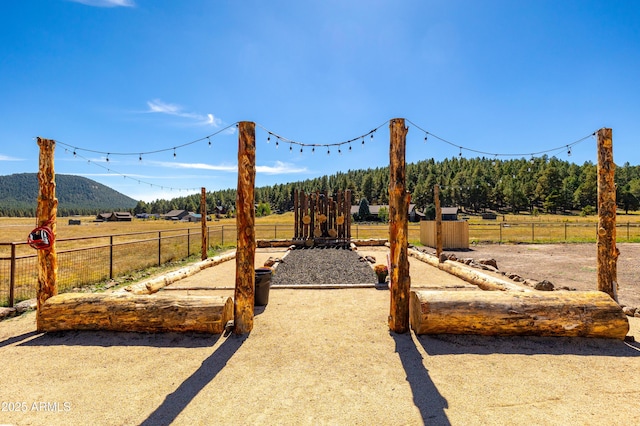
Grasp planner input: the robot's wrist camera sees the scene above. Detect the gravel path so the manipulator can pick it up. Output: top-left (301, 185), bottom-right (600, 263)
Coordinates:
top-left (271, 247), bottom-right (377, 285)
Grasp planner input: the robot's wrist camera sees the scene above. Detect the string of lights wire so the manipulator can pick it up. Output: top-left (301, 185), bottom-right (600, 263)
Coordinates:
top-left (405, 119), bottom-right (596, 159)
top-left (58, 148), bottom-right (203, 193)
top-left (255, 120), bottom-right (390, 155)
top-left (55, 122), bottom-right (239, 161)
top-left (50, 118), bottom-right (601, 195)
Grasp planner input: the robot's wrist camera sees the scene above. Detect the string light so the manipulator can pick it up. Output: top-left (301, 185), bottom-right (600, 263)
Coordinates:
top-left (139, 154), bottom-right (142, 161)
top-left (424, 133), bottom-right (428, 143)
top-left (173, 148), bottom-right (176, 158)
top-left (207, 136), bottom-right (211, 147)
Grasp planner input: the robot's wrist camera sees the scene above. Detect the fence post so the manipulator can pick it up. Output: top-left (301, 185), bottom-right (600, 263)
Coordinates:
top-left (532, 223), bottom-right (535, 242)
top-left (499, 222), bottom-right (502, 243)
top-left (109, 235), bottom-right (114, 279)
top-left (274, 224), bottom-right (277, 239)
top-left (187, 228), bottom-right (191, 257)
top-left (9, 243), bottom-right (16, 307)
top-left (158, 231), bottom-right (162, 266)
top-left (627, 222), bottom-right (630, 241)
top-left (221, 225), bottom-right (224, 246)
top-left (565, 223), bottom-right (567, 241)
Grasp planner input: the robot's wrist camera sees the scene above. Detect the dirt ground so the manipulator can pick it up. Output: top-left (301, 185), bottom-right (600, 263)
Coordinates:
top-left (0, 245), bottom-right (639, 425)
top-left (460, 242), bottom-right (640, 309)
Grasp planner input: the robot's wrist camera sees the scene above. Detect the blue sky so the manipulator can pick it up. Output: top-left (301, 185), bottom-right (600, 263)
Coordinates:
top-left (1, 0), bottom-right (639, 202)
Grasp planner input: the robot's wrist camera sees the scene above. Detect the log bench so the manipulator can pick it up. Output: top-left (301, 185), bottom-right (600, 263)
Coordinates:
top-left (410, 290), bottom-right (629, 339)
top-left (39, 293), bottom-right (234, 334)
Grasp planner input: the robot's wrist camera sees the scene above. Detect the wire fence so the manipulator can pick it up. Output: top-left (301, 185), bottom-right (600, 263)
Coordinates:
top-left (2, 222), bottom-right (640, 307)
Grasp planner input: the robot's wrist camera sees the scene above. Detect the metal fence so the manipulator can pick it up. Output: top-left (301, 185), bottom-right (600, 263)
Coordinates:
top-left (2, 222), bottom-right (639, 307)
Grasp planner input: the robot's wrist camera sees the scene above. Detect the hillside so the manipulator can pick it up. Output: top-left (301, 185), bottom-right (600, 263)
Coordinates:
top-left (0, 173), bottom-right (137, 217)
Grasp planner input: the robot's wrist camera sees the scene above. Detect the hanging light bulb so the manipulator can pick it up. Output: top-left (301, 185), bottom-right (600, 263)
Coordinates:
top-left (139, 154), bottom-right (142, 161)
top-left (173, 148), bottom-right (176, 158)
top-left (106, 154), bottom-right (110, 162)
top-left (267, 133), bottom-right (271, 143)
top-left (327, 147), bottom-right (330, 155)
top-left (312, 146), bottom-right (315, 154)
top-left (424, 133), bottom-right (428, 143)
top-left (338, 147), bottom-right (342, 155)
top-left (567, 145), bottom-right (572, 156)
top-left (275, 139), bottom-right (279, 149)
top-left (349, 144), bottom-right (352, 152)
top-left (289, 144), bottom-right (293, 152)
top-left (208, 137), bottom-right (211, 147)
top-left (300, 147), bottom-right (303, 154)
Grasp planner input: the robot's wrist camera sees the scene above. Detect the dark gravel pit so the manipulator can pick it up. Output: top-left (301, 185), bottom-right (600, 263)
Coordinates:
top-left (271, 247), bottom-right (376, 285)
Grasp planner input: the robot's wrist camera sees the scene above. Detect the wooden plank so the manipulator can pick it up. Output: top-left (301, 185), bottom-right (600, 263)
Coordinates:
top-left (435, 184), bottom-right (442, 259)
top-left (235, 121), bottom-right (256, 334)
top-left (35, 137), bottom-right (58, 332)
top-left (40, 293), bottom-right (233, 334)
top-left (201, 187), bottom-right (207, 260)
top-left (388, 118), bottom-right (411, 333)
top-left (596, 128), bottom-right (618, 301)
top-left (410, 290), bottom-right (629, 339)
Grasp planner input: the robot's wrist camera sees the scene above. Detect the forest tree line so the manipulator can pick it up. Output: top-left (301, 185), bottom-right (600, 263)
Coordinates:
top-left (132, 156), bottom-right (640, 218)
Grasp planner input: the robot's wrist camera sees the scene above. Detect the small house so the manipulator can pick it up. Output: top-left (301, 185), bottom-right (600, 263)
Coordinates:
top-left (441, 207), bottom-right (459, 221)
top-left (162, 209), bottom-right (190, 221)
top-left (96, 212), bottom-right (133, 222)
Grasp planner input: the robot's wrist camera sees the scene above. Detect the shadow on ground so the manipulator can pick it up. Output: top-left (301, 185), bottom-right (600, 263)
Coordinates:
top-left (140, 334), bottom-right (246, 425)
top-left (392, 332), bottom-right (451, 425)
top-left (17, 329), bottom-right (224, 348)
top-left (416, 333), bottom-right (640, 357)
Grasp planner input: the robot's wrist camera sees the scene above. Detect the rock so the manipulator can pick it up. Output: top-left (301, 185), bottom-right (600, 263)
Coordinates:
top-left (365, 256), bottom-right (376, 264)
top-left (264, 257), bottom-right (276, 267)
top-left (622, 306), bottom-right (637, 316)
top-left (0, 307), bottom-right (17, 320)
top-left (461, 258), bottom-right (473, 265)
top-left (439, 253), bottom-right (448, 263)
top-left (478, 258), bottom-right (498, 269)
top-left (534, 280), bottom-right (555, 291)
top-left (447, 254), bottom-right (458, 262)
top-left (635, 311), bottom-right (640, 318)
top-left (507, 273), bottom-right (522, 281)
top-left (15, 299), bottom-right (37, 313)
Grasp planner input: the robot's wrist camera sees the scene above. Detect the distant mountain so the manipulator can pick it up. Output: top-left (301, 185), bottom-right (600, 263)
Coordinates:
top-left (0, 173), bottom-right (137, 217)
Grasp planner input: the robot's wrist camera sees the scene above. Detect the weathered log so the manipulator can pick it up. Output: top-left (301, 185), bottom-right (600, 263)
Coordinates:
top-left (36, 137), bottom-right (58, 331)
top-left (121, 251), bottom-right (236, 294)
top-left (410, 290), bottom-right (629, 339)
top-left (596, 128), bottom-right (618, 301)
top-left (388, 118), bottom-right (411, 333)
top-left (409, 248), bottom-right (528, 292)
top-left (235, 121), bottom-right (256, 334)
top-left (39, 293), bottom-right (234, 334)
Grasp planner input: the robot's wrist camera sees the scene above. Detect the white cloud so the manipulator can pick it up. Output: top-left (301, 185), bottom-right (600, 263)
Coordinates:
top-left (149, 159), bottom-right (307, 175)
top-left (257, 161), bottom-right (308, 175)
top-left (69, 0), bottom-right (135, 7)
top-left (148, 160), bottom-right (237, 172)
top-left (0, 154), bottom-right (23, 161)
top-left (146, 99), bottom-right (222, 127)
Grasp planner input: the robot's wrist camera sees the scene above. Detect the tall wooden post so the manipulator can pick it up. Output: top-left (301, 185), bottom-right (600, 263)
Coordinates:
top-left (235, 122), bottom-right (256, 334)
top-left (36, 137), bottom-right (58, 331)
top-left (201, 187), bottom-right (208, 260)
top-left (388, 118), bottom-right (411, 333)
top-left (435, 184), bottom-right (443, 260)
top-left (596, 128), bottom-right (618, 302)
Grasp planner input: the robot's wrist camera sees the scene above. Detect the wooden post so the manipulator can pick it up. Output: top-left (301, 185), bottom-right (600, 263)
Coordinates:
top-left (35, 137), bottom-right (58, 331)
top-left (234, 122), bottom-right (256, 334)
top-left (435, 184), bottom-right (443, 260)
top-left (201, 187), bottom-right (207, 260)
top-left (294, 189), bottom-right (299, 239)
top-left (388, 118), bottom-right (411, 333)
top-left (596, 128), bottom-right (618, 302)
